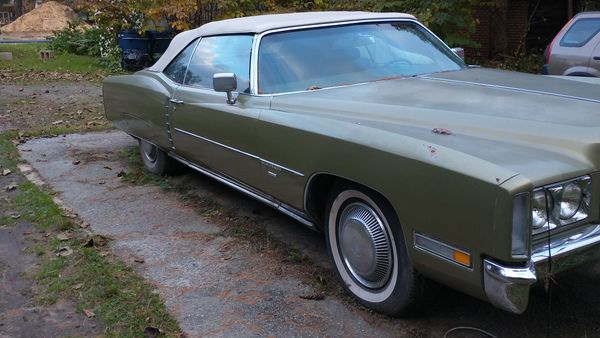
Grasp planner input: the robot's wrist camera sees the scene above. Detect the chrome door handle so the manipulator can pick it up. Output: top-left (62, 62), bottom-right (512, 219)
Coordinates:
top-left (169, 98), bottom-right (184, 104)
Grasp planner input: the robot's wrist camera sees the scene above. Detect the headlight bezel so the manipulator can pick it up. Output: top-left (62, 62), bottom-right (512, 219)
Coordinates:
top-left (531, 175), bottom-right (591, 235)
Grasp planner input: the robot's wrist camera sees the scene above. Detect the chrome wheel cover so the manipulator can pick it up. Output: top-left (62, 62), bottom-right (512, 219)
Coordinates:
top-left (141, 141), bottom-right (158, 163)
top-left (338, 202), bottom-right (393, 289)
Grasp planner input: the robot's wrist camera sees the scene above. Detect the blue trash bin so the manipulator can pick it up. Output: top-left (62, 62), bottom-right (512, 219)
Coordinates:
top-left (146, 30), bottom-right (173, 55)
top-left (117, 29), bottom-right (151, 70)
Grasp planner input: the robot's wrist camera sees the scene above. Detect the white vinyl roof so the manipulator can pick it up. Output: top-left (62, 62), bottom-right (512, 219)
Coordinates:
top-left (149, 11), bottom-right (415, 72)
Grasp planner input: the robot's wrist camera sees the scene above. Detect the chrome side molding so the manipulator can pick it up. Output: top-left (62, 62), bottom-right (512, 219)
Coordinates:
top-left (168, 152), bottom-right (318, 231)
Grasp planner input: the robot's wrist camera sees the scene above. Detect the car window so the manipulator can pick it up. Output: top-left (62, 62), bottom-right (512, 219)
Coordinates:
top-left (184, 35), bottom-right (253, 92)
top-left (560, 18), bottom-right (600, 47)
top-left (258, 21), bottom-right (465, 94)
top-left (163, 39), bottom-right (198, 84)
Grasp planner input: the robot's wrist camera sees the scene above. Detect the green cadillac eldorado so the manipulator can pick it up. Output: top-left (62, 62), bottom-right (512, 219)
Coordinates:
top-left (102, 11), bottom-right (600, 316)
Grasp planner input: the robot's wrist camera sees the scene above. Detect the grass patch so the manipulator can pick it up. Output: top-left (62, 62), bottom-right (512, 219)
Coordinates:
top-left (0, 43), bottom-right (106, 74)
top-left (1, 130), bottom-right (181, 336)
top-left (0, 131), bottom-right (20, 171)
top-left (34, 240), bottom-right (179, 336)
top-left (10, 180), bottom-right (68, 230)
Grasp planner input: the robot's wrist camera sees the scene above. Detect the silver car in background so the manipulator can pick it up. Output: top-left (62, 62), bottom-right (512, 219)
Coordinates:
top-left (543, 12), bottom-right (600, 77)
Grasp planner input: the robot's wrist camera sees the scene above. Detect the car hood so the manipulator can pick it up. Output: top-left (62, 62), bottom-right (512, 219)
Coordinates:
top-left (269, 67), bottom-right (600, 185)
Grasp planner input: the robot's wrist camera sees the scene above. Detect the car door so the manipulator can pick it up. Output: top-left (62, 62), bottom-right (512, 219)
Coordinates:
top-left (169, 34), bottom-right (266, 185)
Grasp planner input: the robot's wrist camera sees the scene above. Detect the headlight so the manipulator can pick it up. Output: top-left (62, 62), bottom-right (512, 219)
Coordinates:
top-left (531, 176), bottom-right (591, 235)
top-left (557, 182), bottom-right (582, 219)
top-left (531, 190), bottom-right (550, 230)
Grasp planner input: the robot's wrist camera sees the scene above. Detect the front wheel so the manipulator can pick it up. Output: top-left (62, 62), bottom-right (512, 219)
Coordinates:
top-left (325, 185), bottom-right (426, 317)
top-left (138, 139), bottom-right (174, 176)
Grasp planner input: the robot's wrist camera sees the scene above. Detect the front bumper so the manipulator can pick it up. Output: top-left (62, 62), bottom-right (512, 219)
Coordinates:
top-left (483, 223), bottom-right (600, 314)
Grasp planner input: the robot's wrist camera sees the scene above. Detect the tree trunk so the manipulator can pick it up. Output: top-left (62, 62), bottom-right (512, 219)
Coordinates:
top-left (14, 0), bottom-right (23, 18)
top-left (490, 0), bottom-right (508, 57)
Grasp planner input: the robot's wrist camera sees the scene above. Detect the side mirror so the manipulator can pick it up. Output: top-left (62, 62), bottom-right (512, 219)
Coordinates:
top-left (213, 73), bottom-right (238, 104)
top-left (451, 47), bottom-right (465, 61)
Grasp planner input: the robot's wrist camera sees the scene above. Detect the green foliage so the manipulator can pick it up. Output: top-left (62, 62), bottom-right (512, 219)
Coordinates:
top-left (78, 0), bottom-right (485, 49)
top-left (49, 20), bottom-right (102, 57)
top-left (47, 19), bottom-right (124, 73)
top-left (481, 52), bottom-right (543, 74)
top-left (367, 0), bottom-right (482, 47)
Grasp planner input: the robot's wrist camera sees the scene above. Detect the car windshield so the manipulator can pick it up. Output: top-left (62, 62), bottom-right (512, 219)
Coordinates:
top-left (258, 21), bottom-right (466, 94)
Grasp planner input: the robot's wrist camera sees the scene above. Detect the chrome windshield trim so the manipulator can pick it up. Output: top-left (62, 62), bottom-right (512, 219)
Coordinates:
top-left (173, 127), bottom-right (304, 177)
top-left (250, 18), bottom-right (461, 96)
top-left (420, 76), bottom-right (600, 104)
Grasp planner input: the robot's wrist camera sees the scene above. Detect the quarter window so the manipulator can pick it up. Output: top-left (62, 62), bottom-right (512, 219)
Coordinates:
top-left (560, 18), bottom-right (600, 47)
top-left (184, 35), bottom-right (253, 92)
top-left (163, 39), bottom-right (198, 84)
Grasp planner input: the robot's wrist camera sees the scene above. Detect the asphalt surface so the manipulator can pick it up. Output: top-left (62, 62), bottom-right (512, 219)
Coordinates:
top-left (18, 131), bottom-right (600, 338)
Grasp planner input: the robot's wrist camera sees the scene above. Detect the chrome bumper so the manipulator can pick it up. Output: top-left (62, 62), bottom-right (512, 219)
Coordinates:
top-left (484, 223), bottom-right (600, 314)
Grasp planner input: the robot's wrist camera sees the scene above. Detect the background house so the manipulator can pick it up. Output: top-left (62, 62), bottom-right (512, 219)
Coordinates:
top-left (468, 0), bottom-right (600, 59)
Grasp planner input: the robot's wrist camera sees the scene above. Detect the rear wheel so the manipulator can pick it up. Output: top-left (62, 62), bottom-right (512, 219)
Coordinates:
top-left (138, 139), bottom-right (174, 176)
top-left (325, 185), bottom-right (426, 316)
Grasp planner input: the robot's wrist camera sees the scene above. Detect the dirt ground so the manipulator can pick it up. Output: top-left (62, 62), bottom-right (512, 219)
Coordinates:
top-left (0, 164), bottom-right (101, 337)
top-left (0, 79), bottom-right (105, 132)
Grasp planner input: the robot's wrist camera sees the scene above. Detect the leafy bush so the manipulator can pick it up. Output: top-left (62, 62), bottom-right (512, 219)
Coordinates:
top-left (478, 52), bottom-right (543, 74)
top-left (49, 20), bottom-right (123, 72)
top-left (49, 20), bottom-right (102, 57)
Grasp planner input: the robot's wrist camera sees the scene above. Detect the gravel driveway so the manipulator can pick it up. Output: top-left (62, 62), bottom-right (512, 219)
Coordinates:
top-left (18, 131), bottom-right (600, 337)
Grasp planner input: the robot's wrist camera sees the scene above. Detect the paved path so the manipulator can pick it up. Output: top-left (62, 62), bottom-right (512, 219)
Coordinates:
top-left (18, 131), bottom-right (600, 337)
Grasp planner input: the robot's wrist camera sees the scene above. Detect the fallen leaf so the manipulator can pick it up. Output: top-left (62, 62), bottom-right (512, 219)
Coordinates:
top-left (5, 184), bottom-right (17, 191)
top-left (94, 235), bottom-right (109, 246)
top-left (73, 283), bottom-right (84, 290)
top-left (56, 246), bottom-right (73, 257)
top-left (56, 231), bottom-right (73, 241)
top-left (72, 160), bottom-right (81, 165)
top-left (432, 127), bottom-right (453, 135)
top-left (82, 238), bottom-right (94, 247)
top-left (83, 309), bottom-right (95, 318)
top-left (1, 169), bottom-right (11, 176)
top-left (51, 120), bottom-right (64, 125)
top-left (299, 292), bottom-right (325, 301)
top-left (144, 326), bottom-right (162, 338)
top-left (9, 212), bottom-right (21, 219)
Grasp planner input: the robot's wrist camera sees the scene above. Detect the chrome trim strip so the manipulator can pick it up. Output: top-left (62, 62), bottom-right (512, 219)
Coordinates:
top-left (168, 152), bottom-right (317, 230)
top-left (250, 18), bottom-right (455, 96)
top-left (420, 76), bottom-right (600, 104)
top-left (173, 127), bottom-right (304, 177)
top-left (532, 223), bottom-right (600, 266)
top-left (174, 127), bottom-right (256, 158)
top-left (413, 232), bottom-right (472, 269)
